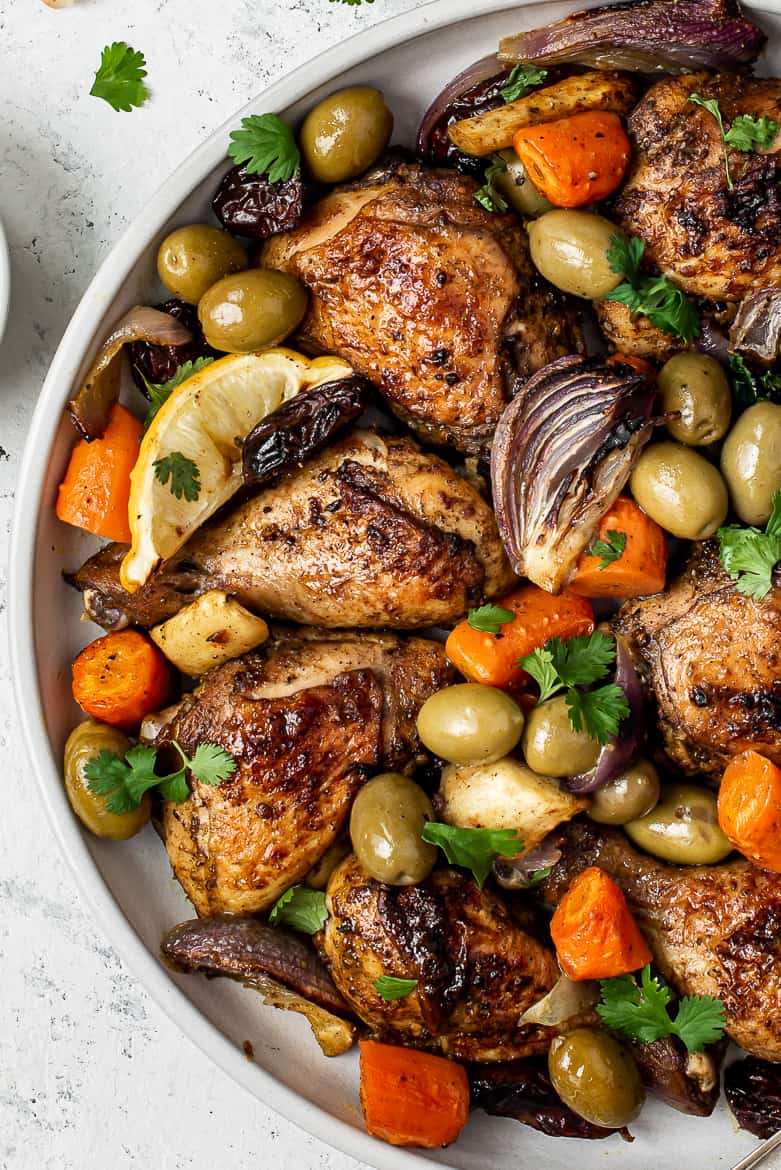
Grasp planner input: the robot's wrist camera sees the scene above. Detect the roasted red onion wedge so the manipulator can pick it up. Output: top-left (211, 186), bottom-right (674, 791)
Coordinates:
top-left (68, 306), bottom-right (192, 440)
top-left (497, 0), bottom-right (765, 73)
top-left (566, 635), bottom-right (644, 794)
top-left (416, 54), bottom-right (509, 174)
top-left (491, 355), bottom-right (657, 593)
top-left (730, 288), bottom-right (781, 365)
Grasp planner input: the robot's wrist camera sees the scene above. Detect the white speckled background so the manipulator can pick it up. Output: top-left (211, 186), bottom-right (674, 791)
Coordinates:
top-left (0, 1), bottom-right (412, 1166)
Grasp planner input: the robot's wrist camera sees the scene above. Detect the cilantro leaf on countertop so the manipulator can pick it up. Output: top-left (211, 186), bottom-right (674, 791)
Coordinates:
top-left (718, 491), bottom-right (781, 600)
top-left (140, 357), bottom-right (215, 430)
top-left (227, 114), bottom-right (300, 182)
top-left (606, 233), bottom-right (699, 343)
top-left (374, 976), bottom-right (419, 1001)
top-left (85, 740), bottom-right (236, 815)
top-left (421, 823), bottom-right (522, 888)
top-left (153, 451), bottom-right (201, 502)
top-left (90, 42), bottom-right (149, 113)
top-left (474, 155), bottom-right (509, 213)
top-left (689, 93), bottom-right (778, 191)
top-left (467, 604), bottom-right (515, 636)
top-left (501, 64), bottom-right (548, 104)
top-left (588, 529), bottom-right (627, 570)
top-left (268, 885), bottom-right (328, 934)
top-left (598, 965), bottom-right (726, 1053)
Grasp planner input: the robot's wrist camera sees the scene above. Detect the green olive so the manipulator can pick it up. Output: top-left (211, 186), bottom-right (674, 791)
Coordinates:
top-left (157, 224), bottom-right (247, 304)
top-left (548, 1029), bottom-right (645, 1129)
top-left (522, 696), bottom-right (601, 778)
top-left (721, 401), bottom-right (781, 526)
top-left (300, 87), bottom-right (393, 184)
top-left (624, 782), bottom-right (732, 864)
top-left (630, 441), bottom-right (728, 540)
top-left (198, 268), bottom-right (307, 353)
top-left (589, 759), bottom-right (661, 825)
top-left (63, 720), bottom-right (151, 840)
top-left (349, 773), bottom-right (437, 885)
top-left (528, 212), bottom-right (624, 299)
top-left (658, 353), bottom-right (731, 447)
top-left (493, 150), bottom-right (554, 218)
top-left (416, 683), bottom-right (524, 766)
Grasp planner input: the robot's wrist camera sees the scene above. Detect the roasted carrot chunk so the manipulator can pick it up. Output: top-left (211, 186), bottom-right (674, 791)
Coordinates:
top-left (445, 585), bottom-right (594, 690)
top-left (72, 629), bottom-right (174, 731)
top-left (608, 353), bottom-right (658, 379)
top-left (570, 496), bottom-right (667, 599)
top-left (513, 110), bottom-right (630, 208)
top-left (550, 865), bottom-right (652, 980)
top-left (718, 751), bottom-right (781, 873)
top-left (359, 1040), bottom-right (470, 1148)
top-left (56, 402), bottom-right (142, 544)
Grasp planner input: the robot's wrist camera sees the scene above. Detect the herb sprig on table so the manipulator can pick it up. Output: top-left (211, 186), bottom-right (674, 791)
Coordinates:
top-left (91, 42), bottom-right (150, 112)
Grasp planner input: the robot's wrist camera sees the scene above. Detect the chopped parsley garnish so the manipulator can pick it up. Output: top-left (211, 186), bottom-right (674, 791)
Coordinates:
top-left (518, 631), bottom-right (630, 745)
top-left (597, 965), bottom-right (726, 1053)
top-left (140, 357), bottom-right (215, 430)
top-left (420, 823), bottom-right (522, 888)
top-left (588, 529), bottom-right (627, 570)
top-left (90, 42), bottom-right (149, 113)
top-left (153, 451), bottom-right (201, 502)
top-left (605, 234), bottom-right (699, 343)
top-left (689, 93), bottom-right (779, 190)
top-left (374, 976), bottom-right (418, 1001)
top-left (500, 64), bottom-right (548, 104)
top-left (268, 886), bottom-right (328, 934)
top-left (528, 865), bottom-right (554, 886)
top-left (466, 604), bottom-right (515, 635)
top-left (718, 490), bottom-right (781, 600)
top-left (85, 741), bottom-right (236, 814)
top-left (474, 155), bottom-right (509, 213)
top-left (227, 114), bottom-right (301, 182)
top-left (728, 352), bottom-right (781, 405)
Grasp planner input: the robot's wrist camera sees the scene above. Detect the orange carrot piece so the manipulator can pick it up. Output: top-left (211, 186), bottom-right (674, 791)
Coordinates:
top-left (359, 1040), bottom-right (470, 1149)
top-left (718, 751), bottom-right (781, 873)
top-left (445, 586), bottom-right (594, 690)
top-left (56, 402), bottom-right (142, 544)
top-left (550, 865), bottom-right (652, 980)
top-left (608, 353), bottom-right (658, 379)
top-left (570, 496), bottom-right (667, 600)
top-left (72, 629), bottom-right (174, 731)
top-left (513, 110), bottom-right (630, 208)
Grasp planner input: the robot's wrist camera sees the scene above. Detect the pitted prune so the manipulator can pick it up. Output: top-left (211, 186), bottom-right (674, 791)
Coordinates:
top-left (128, 299), bottom-right (219, 394)
top-left (212, 164), bottom-right (303, 240)
top-left (725, 1056), bottom-right (781, 1138)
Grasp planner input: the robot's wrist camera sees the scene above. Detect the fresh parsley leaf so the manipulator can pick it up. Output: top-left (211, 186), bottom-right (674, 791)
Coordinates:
top-left (84, 740), bottom-right (237, 814)
top-left (474, 155), bottom-right (509, 213)
top-left (140, 357), bottom-right (215, 430)
top-left (500, 64), bottom-right (547, 104)
top-left (597, 965), bottom-right (726, 1053)
top-left (724, 113), bottom-right (779, 152)
top-left (689, 93), bottom-right (733, 189)
top-left (268, 886), bottom-right (328, 933)
top-left (528, 865), bottom-right (553, 886)
top-left (566, 682), bottom-right (630, 746)
top-left (227, 114), bottom-right (300, 182)
top-left (467, 604), bottom-right (515, 635)
top-left (188, 742), bottom-right (238, 787)
top-left (90, 42), bottom-right (149, 113)
top-left (519, 632), bottom-right (629, 745)
top-left (518, 645), bottom-right (562, 704)
top-left (83, 750), bottom-right (137, 814)
top-left (606, 233), bottom-right (699, 342)
top-left (374, 976), bottom-right (418, 1001)
top-left (154, 451), bottom-right (201, 502)
top-left (549, 631), bottom-right (617, 690)
top-left (157, 772), bottom-right (190, 804)
top-left (588, 529), bottom-right (627, 570)
top-left (421, 823), bottom-right (522, 888)
top-left (718, 491), bottom-right (781, 599)
top-left (727, 352), bottom-right (781, 405)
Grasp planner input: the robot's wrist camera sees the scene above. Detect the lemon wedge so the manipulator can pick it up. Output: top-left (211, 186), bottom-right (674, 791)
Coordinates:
top-left (120, 349), bottom-right (352, 592)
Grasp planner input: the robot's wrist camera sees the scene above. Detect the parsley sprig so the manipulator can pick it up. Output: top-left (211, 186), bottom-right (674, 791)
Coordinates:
top-left (154, 451), bottom-right (201, 501)
top-left (605, 234), bottom-right (699, 342)
top-left (227, 114), bottom-right (301, 182)
top-left (85, 741), bottom-right (236, 814)
top-left (474, 155), bottom-right (509, 213)
top-left (597, 965), bottom-right (726, 1053)
top-left (728, 353), bottom-right (781, 406)
top-left (375, 976), bottom-right (418, 1001)
top-left (519, 631), bottom-right (630, 745)
top-left (90, 42), bottom-right (150, 113)
top-left (588, 529), bottom-right (627, 570)
top-left (421, 823), bottom-right (522, 888)
top-left (467, 604), bottom-right (515, 635)
top-left (500, 64), bottom-right (547, 104)
top-left (268, 885), bottom-right (328, 934)
top-left (140, 358), bottom-right (215, 430)
top-left (689, 93), bottom-right (779, 191)
top-left (718, 490), bottom-right (781, 600)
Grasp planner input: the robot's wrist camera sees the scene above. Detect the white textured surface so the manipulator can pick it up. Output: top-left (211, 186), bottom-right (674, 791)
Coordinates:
top-left (0, 1), bottom-right (413, 1167)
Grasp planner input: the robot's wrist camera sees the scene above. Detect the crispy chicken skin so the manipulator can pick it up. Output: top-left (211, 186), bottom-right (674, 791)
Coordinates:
top-left (613, 542), bottom-right (781, 776)
top-left (322, 855), bottom-right (560, 1062)
top-left (262, 160), bottom-right (582, 454)
top-left (73, 430), bottom-right (515, 632)
top-left (157, 630), bottom-right (454, 916)
top-left (615, 73), bottom-right (781, 302)
top-left (543, 822), bottom-right (781, 1062)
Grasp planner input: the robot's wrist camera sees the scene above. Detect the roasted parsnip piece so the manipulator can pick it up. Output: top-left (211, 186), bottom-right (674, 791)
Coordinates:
top-left (150, 589), bottom-right (269, 676)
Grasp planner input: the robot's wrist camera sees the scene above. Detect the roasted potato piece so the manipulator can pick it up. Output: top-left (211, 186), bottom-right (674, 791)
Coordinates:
top-left (448, 72), bottom-right (637, 157)
top-left (438, 757), bottom-right (587, 852)
top-left (150, 589), bottom-right (269, 676)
